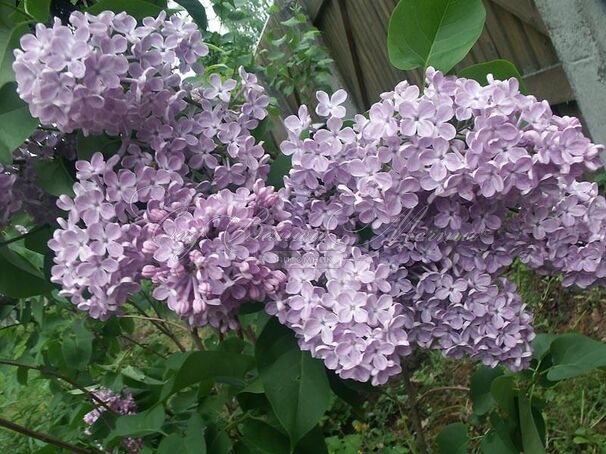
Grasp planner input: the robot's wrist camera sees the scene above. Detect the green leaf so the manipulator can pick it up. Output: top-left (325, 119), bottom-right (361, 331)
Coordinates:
top-left (518, 397), bottom-right (546, 454)
top-left (267, 154), bottom-right (291, 189)
top-left (487, 413), bottom-right (520, 453)
top-left (174, 0), bottom-right (208, 31)
top-left (0, 23), bottom-right (30, 90)
top-left (86, 0), bottom-right (164, 20)
top-left (387, 0), bottom-right (486, 72)
top-left (61, 319), bottom-right (93, 369)
top-left (162, 350), bottom-right (255, 399)
top-left (158, 434), bottom-right (186, 454)
top-left (34, 158), bottom-right (75, 197)
top-left (546, 333), bottom-right (606, 381)
top-left (205, 425), bottom-right (232, 454)
top-left (470, 365), bottom-right (503, 416)
top-left (24, 226), bottom-right (52, 255)
top-left (531, 333), bottom-right (556, 361)
top-left (4, 239), bottom-right (44, 276)
top-left (0, 5), bottom-right (26, 28)
top-left (16, 365), bottom-right (28, 385)
top-left (459, 59), bottom-right (528, 94)
top-left (185, 413), bottom-right (207, 453)
top-left (24, 0), bottom-right (51, 22)
top-left (325, 434), bottom-right (361, 454)
top-left (239, 419), bottom-right (290, 454)
top-left (76, 132), bottom-right (122, 161)
top-left (490, 375), bottom-right (516, 417)
top-left (480, 431), bottom-right (517, 454)
top-left (295, 425), bottom-right (329, 454)
top-left (0, 248), bottom-right (52, 298)
top-left (436, 422), bottom-right (468, 454)
top-left (158, 416), bottom-right (207, 454)
top-left (326, 371), bottom-right (372, 408)
top-left (109, 404), bottom-right (166, 440)
top-left (0, 82), bottom-right (39, 164)
top-left (255, 318), bottom-right (331, 447)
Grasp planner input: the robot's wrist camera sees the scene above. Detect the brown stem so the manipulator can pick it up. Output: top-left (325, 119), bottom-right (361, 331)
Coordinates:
top-left (184, 96), bottom-right (204, 109)
top-left (190, 327), bottom-right (205, 351)
top-left (120, 334), bottom-right (168, 359)
top-left (402, 364), bottom-right (428, 454)
top-left (0, 225), bottom-right (47, 248)
top-left (418, 386), bottom-right (470, 403)
top-left (243, 326), bottom-right (257, 343)
top-left (0, 359), bottom-right (116, 415)
top-left (128, 301), bottom-right (187, 352)
top-left (0, 417), bottom-right (98, 454)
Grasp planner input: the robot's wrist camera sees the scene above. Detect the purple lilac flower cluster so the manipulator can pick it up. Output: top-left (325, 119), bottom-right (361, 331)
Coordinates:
top-left (30, 12), bottom-right (277, 328)
top-left (83, 388), bottom-right (142, 453)
top-left (13, 10), bottom-right (206, 135)
top-left (141, 180), bottom-right (290, 330)
top-left (273, 68), bottom-right (603, 384)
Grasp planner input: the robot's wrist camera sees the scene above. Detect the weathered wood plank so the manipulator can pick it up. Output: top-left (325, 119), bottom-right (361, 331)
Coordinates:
top-left (521, 21), bottom-right (559, 67)
top-left (304, 0), bottom-right (326, 23)
top-left (524, 64), bottom-right (575, 104)
top-left (491, 1), bottom-right (541, 73)
top-left (489, 0), bottom-right (548, 35)
top-left (483, 0), bottom-right (517, 64)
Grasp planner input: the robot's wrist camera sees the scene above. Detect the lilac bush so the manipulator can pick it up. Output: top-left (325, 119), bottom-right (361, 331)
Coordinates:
top-left (11, 11), bottom-right (606, 387)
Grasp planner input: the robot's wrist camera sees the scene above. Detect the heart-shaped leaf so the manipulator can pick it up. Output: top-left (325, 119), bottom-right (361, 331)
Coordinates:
top-left (255, 318), bottom-right (331, 448)
top-left (547, 333), bottom-right (606, 381)
top-left (388, 0), bottom-right (486, 72)
top-left (0, 82), bottom-right (39, 164)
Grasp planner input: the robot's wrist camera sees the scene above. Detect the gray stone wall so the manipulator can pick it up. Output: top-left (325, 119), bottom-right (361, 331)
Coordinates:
top-left (535, 0), bottom-right (606, 148)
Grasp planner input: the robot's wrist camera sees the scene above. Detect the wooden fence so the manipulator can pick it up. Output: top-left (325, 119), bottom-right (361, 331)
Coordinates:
top-left (257, 0), bottom-right (584, 139)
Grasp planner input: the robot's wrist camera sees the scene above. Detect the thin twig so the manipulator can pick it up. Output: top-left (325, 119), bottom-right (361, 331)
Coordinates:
top-left (127, 301), bottom-right (187, 352)
top-left (120, 334), bottom-right (168, 359)
top-left (184, 96), bottom-right (204, 109)
top-left (402, 364), bottom-right (429, 454)
top-left (144, 293), bottom-right (190, 352)
top-left (190, 327), bottom-right (205, 351)
top-left (0, 323), bottom-right (21, 331)
top-left (119, 314), bottom-right (188, 333)
top-left (38, 125), bottom-right (61, 132)
top-left (0, 417), bottom-right (99, 454)
top-left (243, 326), bottom-right (257, 343)
top-left (120, 314), bottom-right (187, 352)
top-left (418, 386), bottom-right (469, 403)
top-left (0, 359), bottom-right (116, 415)
top-left (0, 225), bottom-right (47, 248)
